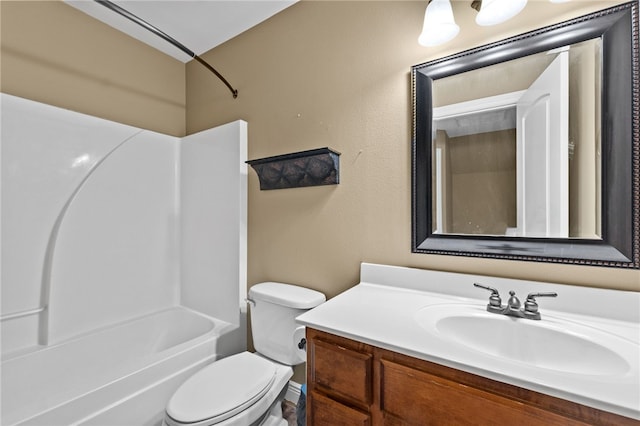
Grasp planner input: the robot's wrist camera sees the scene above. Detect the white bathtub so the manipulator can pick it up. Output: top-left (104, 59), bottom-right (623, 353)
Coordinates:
top-left (1, 307), bottom-right (240, 426)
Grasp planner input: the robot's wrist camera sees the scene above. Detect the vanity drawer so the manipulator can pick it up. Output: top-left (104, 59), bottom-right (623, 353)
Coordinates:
top-left (308, 391), bottom-right (371, 426)
top-left (308, 334), bottom-right (373, 409)
top-left (380, 359), bottom-right (588, 426)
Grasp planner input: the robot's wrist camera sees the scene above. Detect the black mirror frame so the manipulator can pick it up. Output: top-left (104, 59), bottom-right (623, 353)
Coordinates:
top-left (411, 2), bottom-right (639, 269)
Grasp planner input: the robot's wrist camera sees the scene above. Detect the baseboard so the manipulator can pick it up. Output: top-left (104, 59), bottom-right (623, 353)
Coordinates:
top-left (285, 380), bottom-right (302, 403)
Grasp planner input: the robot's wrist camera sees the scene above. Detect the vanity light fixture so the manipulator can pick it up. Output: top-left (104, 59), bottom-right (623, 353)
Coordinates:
top-left (473, 0), bottom-right (527, 27)
top-left (419, 0), bottom-right (566, 47)
top-left (418, 0), bottom-right (460, 47)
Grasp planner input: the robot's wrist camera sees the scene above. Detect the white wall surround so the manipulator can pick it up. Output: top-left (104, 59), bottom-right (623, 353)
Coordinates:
top-left (180, 121), bottom-right (248, 328)
top-left (1, 94), bottom-right (149, 351)
top-left (1, 93), bottom-right (247, 354)
top-left (48, 131), bottom-right (180, 343)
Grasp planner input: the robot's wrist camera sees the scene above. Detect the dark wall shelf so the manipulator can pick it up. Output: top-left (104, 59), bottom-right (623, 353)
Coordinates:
top-left (247, 147), bottom-right (340, 190)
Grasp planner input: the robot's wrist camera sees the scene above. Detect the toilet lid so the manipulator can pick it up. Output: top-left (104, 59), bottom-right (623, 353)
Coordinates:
top-left (166, 352), bottom-right (277, 425)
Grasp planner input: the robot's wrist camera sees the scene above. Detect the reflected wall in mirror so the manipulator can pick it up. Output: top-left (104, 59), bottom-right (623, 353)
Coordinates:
top-left (412, 2), bottom-right (639, 268)
top-left (431, 38), bottom-right (601, 239)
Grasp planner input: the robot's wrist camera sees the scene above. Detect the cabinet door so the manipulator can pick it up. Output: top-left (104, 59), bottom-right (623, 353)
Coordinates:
top-left (380, 359), bottom-right (589, 426)
top-left (308, 391), bottom-right (371, 426)
top-left (308, 335), bottom-right (373, 410)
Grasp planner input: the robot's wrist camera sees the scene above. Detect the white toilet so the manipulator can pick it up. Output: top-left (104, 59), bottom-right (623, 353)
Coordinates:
top-left (164, 282), bottom-right (325, 426)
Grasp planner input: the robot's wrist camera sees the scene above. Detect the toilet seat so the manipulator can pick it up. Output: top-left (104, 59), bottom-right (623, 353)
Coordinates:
top-left (166, 352), bottom-right (278, 425)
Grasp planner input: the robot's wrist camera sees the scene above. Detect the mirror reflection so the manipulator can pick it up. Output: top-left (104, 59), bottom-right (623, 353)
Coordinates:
top-left (431, 38), bottom-right (601, 239)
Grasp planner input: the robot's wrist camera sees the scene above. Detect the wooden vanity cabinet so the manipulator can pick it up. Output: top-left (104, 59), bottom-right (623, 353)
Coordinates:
top-left (307, 329), bottom-right (374, 425)
top-left (306, 328), bottom-right (638, 426)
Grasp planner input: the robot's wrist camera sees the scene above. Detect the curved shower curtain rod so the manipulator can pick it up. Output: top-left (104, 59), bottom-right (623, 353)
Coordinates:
top-left (95, 0), bottom-right (238, 99)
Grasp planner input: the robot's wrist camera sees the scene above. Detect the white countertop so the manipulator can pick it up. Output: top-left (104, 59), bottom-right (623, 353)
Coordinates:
top-left (296, 263), bottom-right (640, 420)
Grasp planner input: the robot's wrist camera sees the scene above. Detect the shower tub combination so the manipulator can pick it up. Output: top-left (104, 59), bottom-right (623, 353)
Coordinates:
top-left (2, 95), bottom-right (247, 426)
top-left (1, 307), bottom-right (239, 426)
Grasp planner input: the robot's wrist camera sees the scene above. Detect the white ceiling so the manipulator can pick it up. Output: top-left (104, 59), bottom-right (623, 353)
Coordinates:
top-left (65, 0), bottom-right (297, 62)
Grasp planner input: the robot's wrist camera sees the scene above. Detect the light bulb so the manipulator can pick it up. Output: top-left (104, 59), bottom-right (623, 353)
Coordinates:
top-left (418, 0), bottom-right (460, 47)
top-left (476, 0), bottom-right (527, 26)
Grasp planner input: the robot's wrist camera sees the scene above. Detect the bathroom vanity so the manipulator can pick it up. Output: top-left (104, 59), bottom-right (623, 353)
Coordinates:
top-left (296, 263), bottom-right (640, 425)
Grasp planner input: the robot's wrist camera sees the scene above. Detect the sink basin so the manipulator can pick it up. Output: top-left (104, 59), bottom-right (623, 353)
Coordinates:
top-left (414, 304), bottom-right (638, 376)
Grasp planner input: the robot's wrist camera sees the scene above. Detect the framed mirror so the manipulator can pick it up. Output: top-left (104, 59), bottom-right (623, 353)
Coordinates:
top-left (411, 2), bottom-right (638, 268)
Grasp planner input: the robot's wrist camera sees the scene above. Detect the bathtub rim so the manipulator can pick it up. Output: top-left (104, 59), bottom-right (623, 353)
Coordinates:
top-left (1, 305), bottom-right (240, 426)
top-left (1, 305), bottom-right (231, 362)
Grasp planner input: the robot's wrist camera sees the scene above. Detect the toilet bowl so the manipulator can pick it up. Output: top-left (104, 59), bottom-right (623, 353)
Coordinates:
top-left (164, 282), bottom-right (325, 426)
top-left (164, 352), bottom-right (292, 426)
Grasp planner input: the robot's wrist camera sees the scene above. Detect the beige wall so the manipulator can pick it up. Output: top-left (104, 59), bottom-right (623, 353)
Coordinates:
top-left (186, 0), bottom-right (637, 299)
top-left (1, 1), bottom-right (186, 136)
top-left (3, 1), bottom-right (635, 296)
top-left (569, 39), bottom-right (601, 238)
top-left (448, 130), bottom-right (516, 235)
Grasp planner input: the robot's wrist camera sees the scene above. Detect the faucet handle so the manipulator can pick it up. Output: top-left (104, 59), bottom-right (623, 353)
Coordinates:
top-left (473, 283), bottom-right (502, 309)
top-left (524, 292), bottom-right (558, 319)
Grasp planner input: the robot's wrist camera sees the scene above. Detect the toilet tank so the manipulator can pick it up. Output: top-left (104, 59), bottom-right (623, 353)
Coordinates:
top-left (249, 282), bottom-right (325, 366)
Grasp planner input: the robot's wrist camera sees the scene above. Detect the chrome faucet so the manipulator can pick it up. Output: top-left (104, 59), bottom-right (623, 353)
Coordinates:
top-left (474, 283), bottom-right (557, 320)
